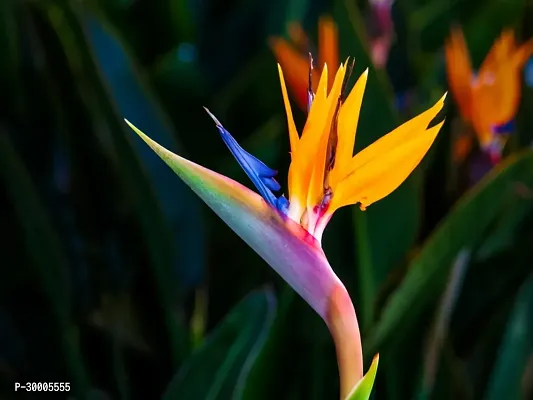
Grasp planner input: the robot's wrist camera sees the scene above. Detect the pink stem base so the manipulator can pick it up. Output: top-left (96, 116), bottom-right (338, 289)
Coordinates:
top-left (326, 283), bottom-right (364, 399)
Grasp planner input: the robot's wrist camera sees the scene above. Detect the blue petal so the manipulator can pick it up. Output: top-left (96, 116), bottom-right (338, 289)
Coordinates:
top-left (204, 108), bottom-right (282, 209)
top-left (263, 175), bottom-right (281, 192)
top-left (492, 120), bottom-right (515, 135)
top-left (276, 195), bottom-right (290, 214)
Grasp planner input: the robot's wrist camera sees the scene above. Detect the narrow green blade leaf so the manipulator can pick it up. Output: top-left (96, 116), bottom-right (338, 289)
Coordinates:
top-left (42, 1), bottom-right (190, 365)
top-left (0, 132), bottom-right (91, 398)
top-left (484, 274), bottom-right (533, 400)
top-left (240, 288), bottom-right (296, 400)
top-left (475, 194), bottom-right (532, 261)
top-left (366, 150), bottom-right (533, 356)
top-left (420, 249), bottom-right (471, 396)
top-left (346, 355), bottom-right (380, 400)
top-left (0, 0), bottom-right (23, 116)
top-left (82, 12), bottom-right (206, 289)
top-left (162, 289), bottom-right (277, 400)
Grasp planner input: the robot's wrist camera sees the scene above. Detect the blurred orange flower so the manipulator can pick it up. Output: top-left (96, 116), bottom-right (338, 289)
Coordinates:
top-left (269, 17), bottom-right (339, 111)
top-left (445, 27), bottom-right (533, 162)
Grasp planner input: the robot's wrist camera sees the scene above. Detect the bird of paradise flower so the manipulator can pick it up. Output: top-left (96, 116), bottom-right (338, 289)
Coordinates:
top-left (125, 58), bottom-right (446, 399)
top-left (446, 27), bottom-right (533, 165)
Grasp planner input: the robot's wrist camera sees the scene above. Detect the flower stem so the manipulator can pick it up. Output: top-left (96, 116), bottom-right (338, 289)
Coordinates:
top-left (326, 282), bottom-right (364, 399)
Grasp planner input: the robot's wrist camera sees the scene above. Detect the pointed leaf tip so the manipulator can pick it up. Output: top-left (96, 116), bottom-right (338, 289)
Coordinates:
top-left (125, 119), bottom-right (146, 139)
top-left (124, 118), bottom-right (135, 130)
top-left (345, 353), bottom-right (379, 400)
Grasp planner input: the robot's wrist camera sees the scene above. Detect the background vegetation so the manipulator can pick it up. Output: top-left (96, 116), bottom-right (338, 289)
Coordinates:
top-left (1, 0), bottom-right (533, 398)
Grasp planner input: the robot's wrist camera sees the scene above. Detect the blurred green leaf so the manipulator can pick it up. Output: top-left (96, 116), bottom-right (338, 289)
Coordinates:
top-left (411, 0), bottom-right (526, 56)
top-left (211, 51), bottom-right (274, 117)
top-left (89, 292), bottom-right (151, 352)
top-left (112, 334), bottom-right (131, 400)
top-left (263, 0), bottom-right (310, 35)
top-left (169, 0), bottom-right (196, 41)
top-left (190, 287), bottom-right (208, 349)
top-left (162, 289), bottom-right (277, 400)
top-left (366, 150), bottom-right (533, 357)
top-left (475, 194), bottom-right (533, 261)
top-left (449, 234), bottom-right (533, 398)
top-left (40, 0), bottom-right (190, 365)
top-left (484, 274), bottom-right (533, 400)
top-left (0, 132), bottom-right (91, 399)
top-left (240, 288), bottom-right (295, 400)
top-left (0, 0), bottom-right (23, 117)
top-left (346, 355), bottom-right (379, 400)
top-left (518, 85), bottom-right (533, 147)
top-left (419, 249), bottom-right (471, 398)
top-left (151, 44), bottom-right (207, 103)
top-left (82, 11), bottom-right (206, 290)
top-left (463, 0), bottom-right (527, 66)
